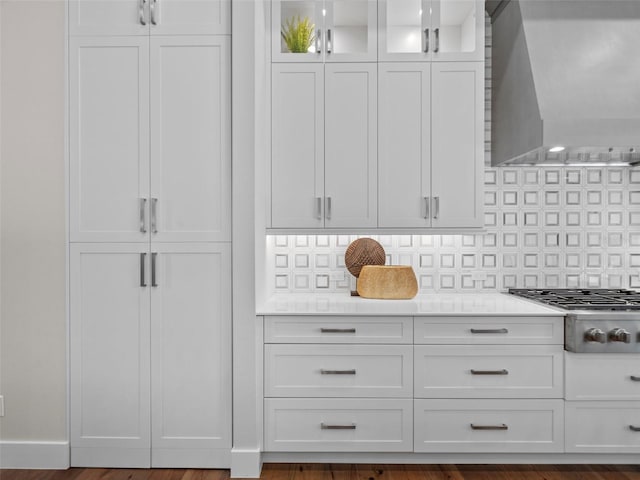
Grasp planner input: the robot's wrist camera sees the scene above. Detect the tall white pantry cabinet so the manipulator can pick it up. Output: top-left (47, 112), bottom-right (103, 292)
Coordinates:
top-left (68, 0), bottom-right (232, 468)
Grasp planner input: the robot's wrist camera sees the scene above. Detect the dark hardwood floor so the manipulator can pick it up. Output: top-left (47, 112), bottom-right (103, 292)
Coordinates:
top-left (2, 464), bottom-right (640, 480)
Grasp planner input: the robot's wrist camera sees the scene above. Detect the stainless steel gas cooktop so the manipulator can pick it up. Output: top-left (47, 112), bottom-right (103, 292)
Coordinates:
top-left (508, 288), bottom-right (640, 353)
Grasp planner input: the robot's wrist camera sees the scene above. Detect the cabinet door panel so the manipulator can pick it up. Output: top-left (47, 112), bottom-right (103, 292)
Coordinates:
top-left (150, 37), bottom-right (231, 242)
top-left (325, 0), bottom-right (378, 62)
top-left (271, 64), bottom-right (325, 228)
top-left (431, 62), bottom-right (483, 228)
top-left (70, 244), bottom-right (150, 467)
top-left (272, 0), bottom-right (325, 63)
top-left (69, 0), bottom-right (148, 36)
top-left (70, 37), bottom-right (150, 242)
top-left (150, 243), bottom-right (231, 465)
top-left (378, 0), bottom-right (430, 61)
top-left (378, 63), bottom-right (430, 227)
top-left (149, 0), bottom-right (230, 35)
top-left (324, 63), bottom-right (377, 228)
top-left (431, 0), bottom-right (485, 62)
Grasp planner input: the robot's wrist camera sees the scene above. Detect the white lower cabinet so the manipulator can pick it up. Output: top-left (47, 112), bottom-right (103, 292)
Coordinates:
top-left (414, 399), bottom-right (565, 453)
top-left (71, 243), bottom-right (231, 467)
top-left (565, 401), bottom-right (640, 453)
top-left (265, 398), bottom-right (413, 452)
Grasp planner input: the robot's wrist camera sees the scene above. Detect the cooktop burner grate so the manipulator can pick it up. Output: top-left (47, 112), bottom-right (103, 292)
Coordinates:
top-left (508, 288), bottom-right (640, 311)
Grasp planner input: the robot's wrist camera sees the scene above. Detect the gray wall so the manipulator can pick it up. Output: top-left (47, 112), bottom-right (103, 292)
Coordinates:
top-left (0, 0), bottom-right (67, 441)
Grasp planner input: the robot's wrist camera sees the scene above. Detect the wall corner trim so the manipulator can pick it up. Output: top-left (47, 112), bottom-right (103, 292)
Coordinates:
top-left (0, 441), bottom-right (70, 469)
top-left (231, 448), bottom-right (263, 478)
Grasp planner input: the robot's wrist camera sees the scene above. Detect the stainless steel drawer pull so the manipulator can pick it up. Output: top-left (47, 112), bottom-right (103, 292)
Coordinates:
top-left (315, 197), bottom-right (322, 220)
top-left (434, 28), bottom-right (440, 53)
top-left (325, 196), bottom-right (332, 220)
top-left (315, 29), bottom-right (322, 54)
top-left (150, 0), bottom-right (158, 25)
top-left (320, 369), bottom-right (356, 375)
top-left (139, 0), bottom-right (147, 25)
top-left (423, 28), bottom-right (429, 53)
top-left (151, 198), bottom-right (158, 234)
top-left (630, 375), bottom-right (640, 382)
top-left (471, 369), bottom-right (509, 375)
top-left (470, 328), bottom-right (509, 334)
top-left (320, 328), bottom-right (356, 334)
top-left (321, 423), bottom-right (356, 430)
top-left (471, 423), bottom-right (508, 431)
top-left (326, 28), bottom-right (332, 54)
top-left (423, 196), bottom-right (430, 219)
top-left (630, 425), bottom-right (640, 432)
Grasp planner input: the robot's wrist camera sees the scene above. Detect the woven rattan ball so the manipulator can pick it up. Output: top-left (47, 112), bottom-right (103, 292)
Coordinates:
top-left (345, 238), bottom-right (386, 278)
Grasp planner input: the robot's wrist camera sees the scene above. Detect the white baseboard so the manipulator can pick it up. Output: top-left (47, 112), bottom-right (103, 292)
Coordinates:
top-left (231, 448), bottom-right (262, 478)
top-left (0, 441), bottom-right (69, 469)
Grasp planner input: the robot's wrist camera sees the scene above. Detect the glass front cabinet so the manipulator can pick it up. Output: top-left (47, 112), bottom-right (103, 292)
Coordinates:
top-left (378, 0), bottom-right (484, 61)
top-left (272, 0), bottom-right (378, 62)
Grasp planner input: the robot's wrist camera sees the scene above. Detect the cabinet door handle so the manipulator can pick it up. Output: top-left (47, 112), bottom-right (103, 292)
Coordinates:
top-left (151, 252), bottom-right (158, 287)
top-left (321, 423), bottom-right (356, 430)
top-left (630, 425), bottom-right (640, 432)
top-left (471, 424), bottom-right (508, 431)
top-left (320, 328), bottom-right (356, 334)
top-left (433, 196), bottom-right (440, 219)
top-left (423, 28), bottom-right (429, 53)
top-left (423, 196), bottom-right (430, 219)
top-left (471, 369), bottom-right (509, 375)
top-left (150, 0), bottom-right (158, 25)
top-left (325, 196), bottom-right (332, 220)
top-left (434, 28), bottom-right (440, 53)
top-left (139, 0), bottom-right (147, 25)
top-left (139, 198), bottom-right (147, 233)
top-left (320, 369), bottom-right (356, 375)
top-left (326, 29), bottom-right (332, 54)
top-left (470, 328), bottom-right (509, 334)
top-left (140, 253), bottom-right (147, 287)
top-left (630, 375), bottom-right (640, 381)
top-left (316, 197), bottom-right (323, 220)
top-left (315, 29), bottom-right (322, 54)
top-left (151, 198), bottom-right (158, 234)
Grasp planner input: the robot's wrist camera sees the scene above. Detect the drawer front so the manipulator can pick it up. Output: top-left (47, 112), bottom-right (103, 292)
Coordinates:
top-left (565, 401), bottom-right (640, 453)
top-left (265, 344), bottom-right (413, 398)
top-left (414, 316), bottom-right (563, 345)
top-left (414, 345), bottom-right (563, 398)
top-left (264, 316), bottom-right (412, 344)
top-left (414, 399), bottom-right (564, 453)
top-left (565, 353), bottom-right (640, 400)
top-left (265, 398), bottom-right (413, 452)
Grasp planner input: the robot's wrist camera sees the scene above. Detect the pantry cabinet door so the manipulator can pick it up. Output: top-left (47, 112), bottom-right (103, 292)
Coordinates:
top-left (149, 36), bottom-right (231, 242)
top-left (324, 63), bottom-right (377, 228)
top-left (271, 63), bottom-right (325, 228)
top-left (69, 0), bottom-right (149, 36)
top-left (70, 243), bottom-right (151, 467)
top-left (69, 37), bottom-right (150, 242)
top-left (378, 62), bottom-right (431, 227)
top-left (430, 62), bottom-right (483, 228)
top-left (150, 243), bottom-right (232, 467)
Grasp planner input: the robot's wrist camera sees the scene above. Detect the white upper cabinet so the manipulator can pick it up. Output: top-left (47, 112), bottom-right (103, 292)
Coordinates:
top-left (69, 0), bottom-right (230, 36)
top-left (150, 36), bottom-right (231, 242)
top-left (379, 61), bottom-right (483, 229)
top-left (271, 63), bottom-right (377, 229)
top-left (272, 0), bottom-right (377, 62)
top-left (69, 37), bottom-right (150, 243)
top-left (70, 36), bottom-right (231, 242)
top-left (379, 0), bottom-right (484, 62)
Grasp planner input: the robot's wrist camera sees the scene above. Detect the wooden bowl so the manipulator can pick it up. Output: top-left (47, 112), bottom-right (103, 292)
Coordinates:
top-left (356, 265), bottom-right (418, 299)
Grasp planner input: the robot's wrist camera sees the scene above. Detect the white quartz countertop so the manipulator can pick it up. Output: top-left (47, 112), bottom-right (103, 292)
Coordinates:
top-left (257, 293), bottom-right (564, 316)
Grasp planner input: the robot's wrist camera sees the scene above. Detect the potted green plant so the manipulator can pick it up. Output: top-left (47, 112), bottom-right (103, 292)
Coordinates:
top-left (281, 15), bottom-right (316, 53)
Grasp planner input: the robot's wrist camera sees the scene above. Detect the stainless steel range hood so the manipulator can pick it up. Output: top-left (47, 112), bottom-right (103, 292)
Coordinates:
top-left (489, 0), bottom-right (640, 166)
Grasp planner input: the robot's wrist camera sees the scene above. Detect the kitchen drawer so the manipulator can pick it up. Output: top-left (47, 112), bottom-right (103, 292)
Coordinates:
top-left (414, 399), bottom-right (564, 453)
top-left (414, 316), bottom-right (563, 345)
top-left (565, 353), bottom-right (640, 400)
top-left (264, 316), bottom-right (412, 344)
top-left (414, 345), bottom-right (563, 398)
top-left (265, 344), bottom-right (413, 398)
top-left (565, 401), bottom-right (640, 453)
top-left (265, 398), bottom-right (413, 452)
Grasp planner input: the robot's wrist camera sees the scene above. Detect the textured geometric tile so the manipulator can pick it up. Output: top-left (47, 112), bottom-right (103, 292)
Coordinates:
top-left (608, 190), bottom-right (624, 205)
top-left (275, 274), bottom-right (289, 289)
top-left (315, 274), bottom-right (330, 288)
top-left (608, 169), bottom-right (624, 184)
top-left (586, 232), bottom-right (603, 247)
top-left (565, 170), bottom-right (581, 185)
top-left (545, 191), bottom-right (560, 206)
top-left (503, 191), bottom-right (518, 206)
top-left (485, 170), bottom-right (497, 185)
top-left (523, 211), bottom-right (539, 226)
top-left (545, 233), bottom-right (560, 247)
top-left (566, 190), bottom-right (581, 205)
top-left (439, 274), bottom-right (456, 289)
top-left (524, 232), bottom-right (539, 247)
top-left (316, 235), bottom-right (330, 247)
top-left (462, 235), bottom-right (476, 247)
top-left (484, 212), bottom-right (497, 227)
top-left (503, 212), bottom-right (518, 226)
top-left (586, 169), bottom-right (602, 184)
top-left (503, 233), bottom-right (518, 248)
top-left (420, 254), bottom-right (434, 268)
top-left (609, 233), bottom-right (624, 247)
top-left (544, 170), bottom-right (560, 184)
top-left (523, 170), bottom-right (539, 185)
top-left (296, 235), bottom-right (309, 247)
top-left (524, 191), bottom-right (539, 205)
top-left (586, 191), bottom-right (602, 205)
top-left (482, 254), bottom-right (497, 268)
top-left (315, 254), bottom-right (330, 268)
top-left (566, 232), bottom-right (581, 248)
top-left (440, 254), bottom-right (455, 268)
top-left (544, 253), bottom-right (560, 268)
top-left (608, 212), bottom-right (623, 226)
top-left (630, 169), bottom-right (640, 184)
top-left (275, 254), bottom-right (289, 268)
top-left (275, 235), bottom-right (289, 247)
top-left (566, 211), bottom-right (582, 226)
top-left (545, 212), bottom-right (561, 226)
top-left (294, 274), bottom-right (310, 289)
top-left (502, 170), bottom-right (518, 185)
top-left (461, 254), bottom-right (476, 268)
top-left (483, 233), bottom-right (497, 247)
top-left (295, 254), bottom-right (309, 268)
top-left (586, 211), bottom-right (602, 226)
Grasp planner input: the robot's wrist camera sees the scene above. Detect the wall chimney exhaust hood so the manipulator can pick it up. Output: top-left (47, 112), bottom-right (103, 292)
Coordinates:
top-left (489, 0), bottom-right (640, 166)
